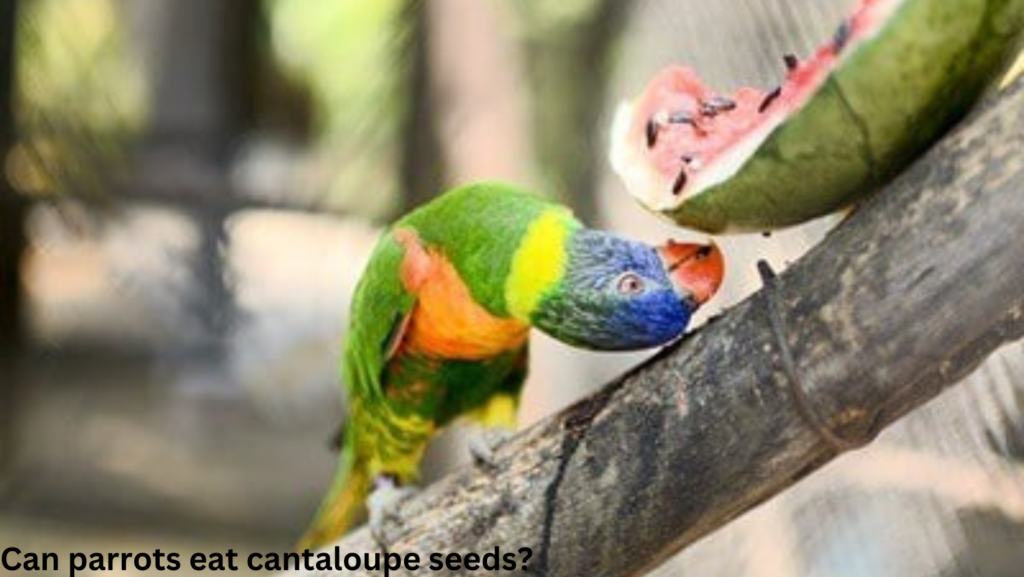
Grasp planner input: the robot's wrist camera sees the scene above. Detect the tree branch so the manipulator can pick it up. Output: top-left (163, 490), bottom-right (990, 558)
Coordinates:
top-left (291, 77), bottom-right (1024, 577)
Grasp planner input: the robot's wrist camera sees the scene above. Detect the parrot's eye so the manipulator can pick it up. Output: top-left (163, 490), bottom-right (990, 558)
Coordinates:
top-left (615, 272), bottom-right (645, 295)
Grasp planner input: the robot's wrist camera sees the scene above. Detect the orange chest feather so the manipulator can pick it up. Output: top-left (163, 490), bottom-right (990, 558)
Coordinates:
top-left (395, 230), bottom-right (528, 360)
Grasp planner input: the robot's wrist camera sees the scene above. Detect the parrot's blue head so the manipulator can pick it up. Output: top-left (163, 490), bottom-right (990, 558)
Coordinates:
top-left (532, 230), bottom-right (724, 350)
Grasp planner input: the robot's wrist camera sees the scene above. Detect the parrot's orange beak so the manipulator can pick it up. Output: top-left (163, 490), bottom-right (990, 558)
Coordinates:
top-left (658, 240), bottom-right (724, 307)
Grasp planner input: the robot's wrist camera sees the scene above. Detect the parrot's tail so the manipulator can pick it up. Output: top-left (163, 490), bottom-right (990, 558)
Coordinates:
top-left (296, 442), bottom-right (372, 552)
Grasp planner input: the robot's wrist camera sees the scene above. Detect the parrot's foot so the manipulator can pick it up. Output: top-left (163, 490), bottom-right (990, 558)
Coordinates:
top-left (368, 475), bottom-right (417, 550)
top-left (469, 427), bottom-right (514, 471)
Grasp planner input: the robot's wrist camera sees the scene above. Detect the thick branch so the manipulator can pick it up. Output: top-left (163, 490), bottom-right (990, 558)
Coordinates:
top-left (293, 78), bottom-right (1024, 577)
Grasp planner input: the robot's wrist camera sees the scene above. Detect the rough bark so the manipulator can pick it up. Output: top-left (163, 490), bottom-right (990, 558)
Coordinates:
top-left (288, 78), bottom-right (1024, 577)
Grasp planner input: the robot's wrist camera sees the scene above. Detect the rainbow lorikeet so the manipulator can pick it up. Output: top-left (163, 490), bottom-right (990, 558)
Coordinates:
top-left (299, 182), bottom-right (724, 549)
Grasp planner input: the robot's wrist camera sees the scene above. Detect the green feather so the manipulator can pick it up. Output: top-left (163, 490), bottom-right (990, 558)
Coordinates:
top-left (300, 182), bottom-right (566, 549)
top-left (397, 181), bottom-right (564, 315)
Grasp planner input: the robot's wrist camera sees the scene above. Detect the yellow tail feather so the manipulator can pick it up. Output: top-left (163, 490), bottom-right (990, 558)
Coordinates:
top-left (296, 445), bottom-right (372, 552)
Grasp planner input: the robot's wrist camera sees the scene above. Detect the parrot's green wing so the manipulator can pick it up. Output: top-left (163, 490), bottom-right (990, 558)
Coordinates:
top-left (310, 230), bottom-right (422, 553)
top-left (342, 230), bottom-right (417, 412)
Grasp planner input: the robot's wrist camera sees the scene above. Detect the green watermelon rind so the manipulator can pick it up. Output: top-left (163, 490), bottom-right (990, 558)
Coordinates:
top-left (665, 0), bottom-right (1024, 233)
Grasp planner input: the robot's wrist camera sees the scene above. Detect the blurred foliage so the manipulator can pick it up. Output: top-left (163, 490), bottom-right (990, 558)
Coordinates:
top-left (513, 0), bottom-right (606, 38)
top-left (16, 0), bottom-right (144, 131)
top-left (262, 0), bottom-right (628, 218)
top-left (10, 0), bottom-right (142, 199)
top-left (5, 0), bottom-right (628, 218)
top-left (9, 0), bottom-right (411, 216)
top-left (511, 0), bottom-right (630, 219)
top-left (267, 0), bottom-right (401, 139)
top-left (265, 0), bottom-right (407, 217)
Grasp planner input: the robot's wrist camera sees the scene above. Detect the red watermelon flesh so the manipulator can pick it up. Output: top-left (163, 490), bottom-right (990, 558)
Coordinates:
top-left (610, 0), bottom-right (901, 213)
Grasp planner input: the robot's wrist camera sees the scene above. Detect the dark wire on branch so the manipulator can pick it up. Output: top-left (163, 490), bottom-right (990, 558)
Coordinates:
top-left (757, 259), bottom-right (876, 452)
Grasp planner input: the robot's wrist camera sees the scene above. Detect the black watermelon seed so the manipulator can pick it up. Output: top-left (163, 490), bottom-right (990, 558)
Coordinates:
top-left (833, 20), bottom-right (852, 51)
top-left (671, 167), bottom-right (688, 195)
top-left (758, 87), bottom-right (782, 113)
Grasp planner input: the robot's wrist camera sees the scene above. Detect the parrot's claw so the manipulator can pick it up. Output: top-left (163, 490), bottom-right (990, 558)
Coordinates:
top-left (368, 475), bottom-right (417, 550)
top-left (469, 428), bottom-right (514, 471)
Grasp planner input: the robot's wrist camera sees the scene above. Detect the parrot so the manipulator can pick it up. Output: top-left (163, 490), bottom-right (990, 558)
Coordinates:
top-left (298, 182), bottom-right (724, 550)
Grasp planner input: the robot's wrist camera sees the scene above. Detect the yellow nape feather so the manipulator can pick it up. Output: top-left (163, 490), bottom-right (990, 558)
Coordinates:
top-left (505, 208), bottom-right (574, 321)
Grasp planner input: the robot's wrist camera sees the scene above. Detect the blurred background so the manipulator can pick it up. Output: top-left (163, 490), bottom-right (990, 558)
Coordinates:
top-left (0, 1), bottom-right (1022, 576)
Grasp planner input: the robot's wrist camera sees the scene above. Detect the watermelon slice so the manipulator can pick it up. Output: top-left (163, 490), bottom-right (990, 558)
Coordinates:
top-left (610, 0), bottom-right (1024, 233)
